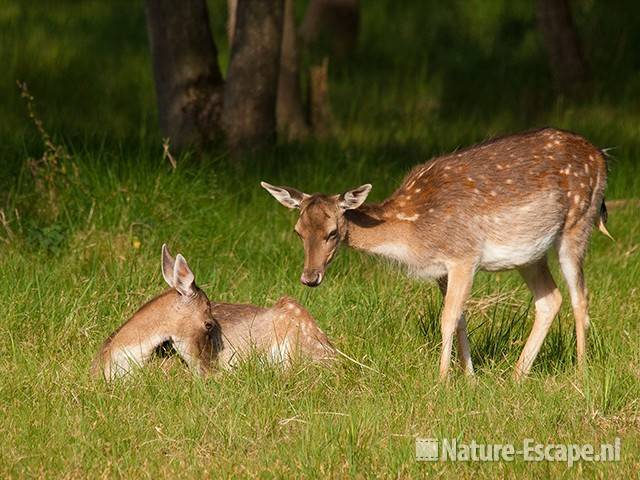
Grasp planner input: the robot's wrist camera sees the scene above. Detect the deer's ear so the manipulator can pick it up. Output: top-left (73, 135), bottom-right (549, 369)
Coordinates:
top-left (161, 244), bottom-right (176, 288)
top-left (339, 184), bottom-right (372, 210)
top-left (173, 254), bottom-right (196, 297)
top-left (261, 181), bottom-right (308, 209)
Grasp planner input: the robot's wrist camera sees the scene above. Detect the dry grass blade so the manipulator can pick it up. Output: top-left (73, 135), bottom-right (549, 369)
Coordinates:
top-left (162, 137), bottom-right (177, 170)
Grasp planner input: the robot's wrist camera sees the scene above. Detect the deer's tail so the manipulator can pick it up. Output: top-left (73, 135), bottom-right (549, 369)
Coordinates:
top-left (598, 200), bottom-right (614, 241)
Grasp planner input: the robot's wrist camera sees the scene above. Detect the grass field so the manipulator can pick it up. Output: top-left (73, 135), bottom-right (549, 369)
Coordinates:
top-left (1, 1), bottom-right (639, 477)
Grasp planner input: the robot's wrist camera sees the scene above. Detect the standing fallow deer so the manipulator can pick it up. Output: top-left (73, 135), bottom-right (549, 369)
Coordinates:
top-left (92, 245), bottom-right (335, 381)
top-left (261, 128), bottom-right (613, 380)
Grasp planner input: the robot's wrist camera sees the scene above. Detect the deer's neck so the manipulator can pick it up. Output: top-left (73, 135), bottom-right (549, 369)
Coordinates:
top-left (343, 203), bottom-right (397, 252)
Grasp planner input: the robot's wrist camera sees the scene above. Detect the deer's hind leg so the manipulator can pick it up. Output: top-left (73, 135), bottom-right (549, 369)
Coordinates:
top-left (514, 257), bottom-right (562, 380)
top-left (556, 228), bottom-right (591, 367)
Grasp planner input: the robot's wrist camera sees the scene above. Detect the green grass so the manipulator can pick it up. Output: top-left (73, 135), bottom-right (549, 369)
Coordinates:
top-left (1, 0), bottom-right (639, 477)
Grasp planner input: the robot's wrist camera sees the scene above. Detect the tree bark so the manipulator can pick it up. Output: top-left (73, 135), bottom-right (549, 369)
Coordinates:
top-left (227, 0), bottom-right (237, 47)
top-left (308, 58), bottom-right (332, 138)
top-left (300, 0), bottom-right (359, 55)
top-left (536, 0), bottom-right (587, 94)
top-left (145, 0), bottom-right (225, 149)
top-left (223, 0), bottom-right (284, 151)
top-left (277, 0), bottom-right (310, 141)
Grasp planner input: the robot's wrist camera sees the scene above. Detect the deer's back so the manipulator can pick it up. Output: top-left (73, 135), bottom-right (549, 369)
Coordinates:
top-left (214, 297), bottom-right (334, 366)
top-left (381, 128), bottom-right (607, 270)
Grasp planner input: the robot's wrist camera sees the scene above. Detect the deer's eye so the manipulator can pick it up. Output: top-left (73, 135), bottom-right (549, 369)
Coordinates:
top-left (326, 229), bottom-right (338, 241)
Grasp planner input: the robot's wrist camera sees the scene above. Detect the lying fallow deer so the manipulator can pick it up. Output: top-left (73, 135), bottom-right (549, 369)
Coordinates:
top-left (262, 128), bottom-right (613, 380)
top-left (92, 245), bottom-right (335, 381)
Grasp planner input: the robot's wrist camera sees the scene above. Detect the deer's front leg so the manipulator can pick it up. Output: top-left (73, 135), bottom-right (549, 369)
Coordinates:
top-left (439, 266), bottom-right (474, 380)
top-left (437, 276), bottom-right (474, 376)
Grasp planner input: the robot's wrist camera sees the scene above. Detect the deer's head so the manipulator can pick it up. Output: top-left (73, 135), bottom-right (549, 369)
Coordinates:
top-left (261, 182), bottom-right (371, 287)
top-left (161, 244), bottom-right (217, 333)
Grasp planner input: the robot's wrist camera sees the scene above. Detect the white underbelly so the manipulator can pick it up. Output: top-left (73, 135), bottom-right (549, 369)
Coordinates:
top-left (480, 232), bottom-right (557, 271)
top-left (369, 242), bottom-right (448, 279)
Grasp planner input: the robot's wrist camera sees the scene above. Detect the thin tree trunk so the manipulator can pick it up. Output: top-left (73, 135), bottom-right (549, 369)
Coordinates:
top-left (145, 0), bottom-right (224, 149)
top-left (536, 0), bottom-right (587, 94)
top-left (308, 58), bottom-right (332, 138)
top-left (300, 0), bottom-right (359, 55)
top-left (277, 0), bottom-right (310, 141)
top-left (227, 0), bottom-right (237, 47)
top-left (223, 0), bottom-right (284, 151)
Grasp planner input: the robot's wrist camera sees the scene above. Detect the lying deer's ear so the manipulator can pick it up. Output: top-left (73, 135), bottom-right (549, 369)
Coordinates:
top-left (173, 254), bottom-right (196, 297)
top-left (261, 181), bottom-right (308, 209)
top-left (161, 244), bottom-right (176, 288)
top-left (339, 184), bottom-right (372, 210)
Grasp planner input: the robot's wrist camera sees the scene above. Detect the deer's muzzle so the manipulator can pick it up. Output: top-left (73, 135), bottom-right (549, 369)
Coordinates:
top-left (300, 270), bottom-right (324, 287)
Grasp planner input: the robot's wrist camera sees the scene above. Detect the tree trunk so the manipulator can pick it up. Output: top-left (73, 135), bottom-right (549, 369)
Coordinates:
top-left (227, 0), bottom-right (237, 47)
top-left (536, 0), bottom-right (587, 94)
top-left (308, 58), bottom-right (332, 138)
top-left (277, 0), bottom-right (310, 141)
top-left (300, 0), bottom-right (359, 55)
top-left (145, 0), bottom-right (224, 149)
top-left (223, 0), bottom-right (285, 151)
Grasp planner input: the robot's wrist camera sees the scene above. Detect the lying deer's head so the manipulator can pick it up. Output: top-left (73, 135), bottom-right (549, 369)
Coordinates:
top-left (261, 182), bottom-right (372, 287)
top-left (161, 244), bottom-right (216, 332)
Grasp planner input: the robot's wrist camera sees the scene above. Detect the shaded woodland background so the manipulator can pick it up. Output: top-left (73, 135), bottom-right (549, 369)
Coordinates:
top-left (2, 0), bottom-right (639, 158)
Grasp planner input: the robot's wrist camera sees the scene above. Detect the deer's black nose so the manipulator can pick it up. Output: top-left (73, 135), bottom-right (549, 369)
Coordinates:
top-left (300, 271), bottom-right (323, 287)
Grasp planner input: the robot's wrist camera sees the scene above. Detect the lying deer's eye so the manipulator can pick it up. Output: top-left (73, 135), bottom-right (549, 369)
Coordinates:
top-left (326, 229), bottom-right (338, 241)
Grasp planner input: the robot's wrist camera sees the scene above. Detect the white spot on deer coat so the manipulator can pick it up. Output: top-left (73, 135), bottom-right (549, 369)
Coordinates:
top-left (396, 213), bottom-right (419, 222)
